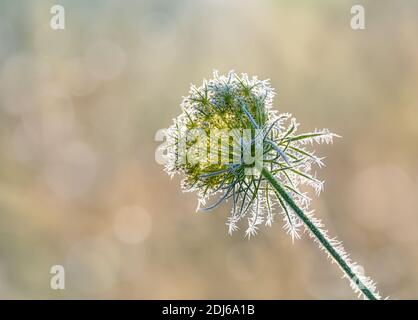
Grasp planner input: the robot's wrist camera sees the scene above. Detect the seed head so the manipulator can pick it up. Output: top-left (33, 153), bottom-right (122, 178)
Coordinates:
top-left (162, 70), bottom-right (338, 238)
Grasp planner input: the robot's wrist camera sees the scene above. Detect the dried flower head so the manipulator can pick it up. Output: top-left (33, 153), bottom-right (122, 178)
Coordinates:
top-left (159, 70), bottom-right (383, 300)
top-left (163, 70), bottom-right (338, 238)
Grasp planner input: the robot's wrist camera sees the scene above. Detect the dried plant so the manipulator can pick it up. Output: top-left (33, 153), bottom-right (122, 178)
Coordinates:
top-left (160, 70), bottom-right (381, 299)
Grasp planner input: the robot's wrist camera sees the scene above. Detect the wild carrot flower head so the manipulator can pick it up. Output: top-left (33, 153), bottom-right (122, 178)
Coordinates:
top-left (162, 70), bottom-right (338, 238)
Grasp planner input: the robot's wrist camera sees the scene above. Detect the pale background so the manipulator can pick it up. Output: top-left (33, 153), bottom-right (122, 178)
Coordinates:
top-left (0, 0), bottom-right (417, 299)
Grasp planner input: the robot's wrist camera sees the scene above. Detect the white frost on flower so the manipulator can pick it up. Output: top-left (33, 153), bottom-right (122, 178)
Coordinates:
top-left (163, 70), bottom-right (339, 239)
top-left (161, 70), bottom-right (383, 300)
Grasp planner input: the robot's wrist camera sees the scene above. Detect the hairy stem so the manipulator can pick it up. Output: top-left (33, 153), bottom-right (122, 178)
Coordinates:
top-left (261, 167), bottom-right (379, 300)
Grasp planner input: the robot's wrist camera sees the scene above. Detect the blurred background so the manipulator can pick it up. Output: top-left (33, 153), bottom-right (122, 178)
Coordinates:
top-left (0, 0), bottom-right (417, 299)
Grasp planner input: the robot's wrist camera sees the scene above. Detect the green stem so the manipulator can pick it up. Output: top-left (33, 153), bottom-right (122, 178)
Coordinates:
top-left (261, 167), bottom-right (378, 300)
